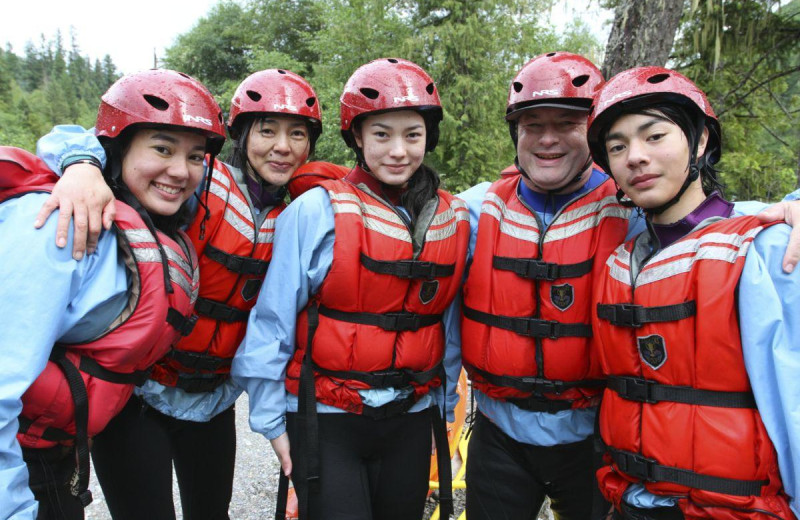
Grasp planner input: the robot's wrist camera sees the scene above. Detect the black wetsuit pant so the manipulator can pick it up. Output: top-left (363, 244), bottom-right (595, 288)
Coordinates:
top-left (286, 409), bottom-right (432, 520)
top-left (90, 396), bottom-right (236, 520)
top-left (23, 445), bottom-right (84, 520)
top-left (465, 411), bottom-right (609, 520)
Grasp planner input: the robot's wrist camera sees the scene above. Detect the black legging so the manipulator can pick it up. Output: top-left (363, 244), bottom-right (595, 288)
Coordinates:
top-left (23, 445), bottom-right (85, 520)
top-left (465, 411), bottom-right (609, 520)
top-left (90, 396), bottom-right (236, 520)
top-left (286, 409), bottom-right (432, 520)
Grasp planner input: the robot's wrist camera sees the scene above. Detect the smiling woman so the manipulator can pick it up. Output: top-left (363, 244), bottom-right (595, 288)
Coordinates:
top-left (0, 68), bottom-right (225, 519)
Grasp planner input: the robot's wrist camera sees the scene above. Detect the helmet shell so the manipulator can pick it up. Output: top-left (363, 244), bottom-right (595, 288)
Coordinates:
top-left (96, 69), bottom-right (225, 155)
top-left (340, 58), bottom-right (442, 152)
top-left (506, 52), bottom-right (604, 121)
top-left (587, 66), bottom-right (721, 169)
top-left (228, 69), bottom-right (322, 143)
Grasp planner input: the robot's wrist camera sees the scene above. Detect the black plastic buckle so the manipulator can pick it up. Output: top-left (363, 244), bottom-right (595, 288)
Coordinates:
top-left (611, 304), bottom-right (644, 328)
top-left (620, 453), bottom-right (657, 481)
top-left (514, 318), bottom-right (559, 339)
top-left (618, 377), bottom-right (658, 404)
top-left (77, 489), bottom-right (93, 507)
top-left (384, 313), bottom-right (421, 331)
top-left (520, 376), bottom-right (566, 394)
top-left (527, 260), bottom-right (559, 281)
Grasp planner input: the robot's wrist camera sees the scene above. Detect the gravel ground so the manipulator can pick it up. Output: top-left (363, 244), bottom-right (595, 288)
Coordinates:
top-left (83, 394), bottom-right (553, 519)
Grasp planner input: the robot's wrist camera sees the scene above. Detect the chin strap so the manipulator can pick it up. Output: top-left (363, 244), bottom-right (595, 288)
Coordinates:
top-left (515, 154), bottom-right (593, 194)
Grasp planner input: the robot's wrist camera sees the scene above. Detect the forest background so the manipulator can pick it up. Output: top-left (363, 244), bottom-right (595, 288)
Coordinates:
top-left (1, 0), bottom-right (798, 200)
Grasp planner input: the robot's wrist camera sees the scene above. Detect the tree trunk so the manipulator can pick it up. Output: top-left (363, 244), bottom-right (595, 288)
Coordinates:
top-left (602, 0), bottom-right (686, 79)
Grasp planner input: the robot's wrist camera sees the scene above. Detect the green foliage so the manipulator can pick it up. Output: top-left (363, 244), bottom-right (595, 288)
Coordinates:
top-left (0, 34), bottom-right (119, 152)
top-left (673, 0), bottom-right (800, 201)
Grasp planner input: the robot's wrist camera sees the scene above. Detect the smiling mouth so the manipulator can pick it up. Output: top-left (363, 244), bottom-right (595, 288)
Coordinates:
top-left (535, 153), bottom-right (566, 160)
top-left (153, 182), bottom-right (181, 194)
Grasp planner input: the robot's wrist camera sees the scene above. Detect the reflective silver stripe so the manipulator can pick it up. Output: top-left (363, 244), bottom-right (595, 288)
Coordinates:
top-left (607, 247), bottom-right (631, 285)
top-left (222, 207), bottom-right (256, 243)
top-left (168, 266), bottom-right (195, 298)
top-left (544, 204), bottom-right (630, 243)
top-left (258, 217), bottom-right (277, 244)
top-left (164, 246), bottom-right (193, 280)
top-left (636, 229), bottom-right (760, 286)
top-left (211, 167), bottom-right (231, 188)
top-left (125, 228), bottom-right (156, 245)
top-left (482, 192), bottom-right (541, 243)
top-left (426, 220), bottom-right (457, 242)
top-left (328, 190), bottom-right (412, 242)
top-left (209, 182), bottom-right (254, 224)
top-left (131, 247), bottom-right (195, 299)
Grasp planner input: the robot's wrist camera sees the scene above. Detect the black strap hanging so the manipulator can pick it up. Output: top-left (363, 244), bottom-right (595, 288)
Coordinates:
top-left (49, 348), bottom-right (93, 507)
top-left (431, 367), bottom-right (453, 519)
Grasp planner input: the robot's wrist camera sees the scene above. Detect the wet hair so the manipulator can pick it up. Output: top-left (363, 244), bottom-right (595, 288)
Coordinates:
top-left (401, 163), bottom-right (441, 223)
top-left (598, 101), bottom-right (723, 196)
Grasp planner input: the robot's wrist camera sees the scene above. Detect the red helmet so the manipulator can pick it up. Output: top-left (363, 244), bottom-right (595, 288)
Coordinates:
top-left (340, 58), bottom-right (443, 152)
top-left (506, 52), bottom-right (604, 121)
top-left (228, 69), bottom-right (322, 144)
top-left (586, 66), bottom-right (721, 172)
top-left (95, 69), bottom-right (225, 155)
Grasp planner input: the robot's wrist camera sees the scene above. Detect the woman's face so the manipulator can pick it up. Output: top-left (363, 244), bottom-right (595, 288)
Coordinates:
top-left (121, 128), bottom-right (206, 216)
top-left (246, 116), bottom-right (310, 187)
top-left (354, 110), bottom-right (426, 187)
top-left (605, 112), bottom-right (708, 223)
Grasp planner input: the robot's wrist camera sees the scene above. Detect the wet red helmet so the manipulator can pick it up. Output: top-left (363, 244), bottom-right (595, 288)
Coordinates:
top-left (340, 58), bottom-right (443, 153)
top-left (95, 69), bottom-right (225, 155)
top-left (506, 52), bottom-right (604, 121)
top-left (227, 69), bottom-right (322, 147)
top-left (586, 66), bottom-right (721, 173)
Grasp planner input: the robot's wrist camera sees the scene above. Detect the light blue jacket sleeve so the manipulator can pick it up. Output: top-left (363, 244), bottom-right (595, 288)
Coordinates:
top-left (0, 194), bottom-right (124, 519)
top-left (740, 222), bottom-right (800, 515)
top-left (231, 187), bottom-right (335, 440)
top-left (36, 125), bottom-right (105, 173)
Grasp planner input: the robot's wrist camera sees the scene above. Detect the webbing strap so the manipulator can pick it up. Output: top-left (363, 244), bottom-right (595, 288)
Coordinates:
top-left (50, 348), bottom-right (93, 507)
top-left (166, 307), bottom-right (198, 336)
top-left (274, 471), bottom-right (290, 520)
top-left (78, 355), bottom-right (151, 386)
top-left (297, 303), bottom-right (322, 519)
top-left (608, 376), bottom-right (757, 408)
top-left (609, 448), bottom-right (767, 497)
top-left (462, 305), bottom-right (591, 339)
top-left (596, 301), bottom-right (696, 328)
top-left (174, 373), bottom-right (229, 393)
top-left (318, 305), bottom-right (442, 332)
top-left (168, 349), bottom-right (232, 371)
top-left (431, 386), bottom-right (453, 519)
top-left (17, 416), bottom-right (74, 442)
top-left (360, 253), bottom-right (455, 280)
top-left (205, 243), bottom-right (270, 275)
top-left (493, 256), bottom-right (593, 280)
top-left (313, 363), bottom-right (440, 389)
top-left (466, 363), bottom-right (604, 397)
top-left (194, 297), bottom-right (250, 323)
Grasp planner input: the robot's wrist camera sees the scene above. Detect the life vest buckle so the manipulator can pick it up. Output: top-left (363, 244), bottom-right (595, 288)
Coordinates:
top-left (607, 303), bottom-right (645, 328)
top-left (615, 376), bottom-right (658, 404)
top-left (619, 452), bottom-right (658, 482)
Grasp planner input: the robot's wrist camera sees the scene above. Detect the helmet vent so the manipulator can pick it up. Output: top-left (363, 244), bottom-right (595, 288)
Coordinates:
top-left (246, 90), bottom-right (263, 102)
top-left (306, 97), bottom-right (317, 107)
top-left (360, 88), bottom-right (380, 100)
top-left (546, 52), bottom-right (557, 57)
top-left (647, 73), bottom-right (671, 84)
top-left (572, 75), bottom-right (590, 87)
top-left (426, 83), bottom-right (435, 95)
top-left (513, 81), bottom-right (523, 93)
top-left (144, 95), bottom-right (169, 111)
top-left (278, 69), bottom-right (287, 74)
top-left (387, 58), bottom-right (399, 64)
top-left (178, 72), bottom-right (191, 79)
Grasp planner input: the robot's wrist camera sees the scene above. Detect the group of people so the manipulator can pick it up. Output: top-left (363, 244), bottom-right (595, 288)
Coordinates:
top-left (1, 48), bottom-right (799, 520)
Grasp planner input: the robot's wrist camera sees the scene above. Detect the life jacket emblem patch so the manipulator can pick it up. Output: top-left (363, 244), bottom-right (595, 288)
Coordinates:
top-left (638, 334), bottom-right (667, 370)
top-left (551, 283), bottom-right (574, 311)
top-left (419, 280), bottom-right (439, 304)
top-left (241, 278), bottom-right (263, 302)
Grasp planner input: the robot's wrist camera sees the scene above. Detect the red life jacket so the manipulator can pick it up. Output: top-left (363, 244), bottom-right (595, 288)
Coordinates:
top-left (461, 174), bottom-right (629, 411)
top-left (594, 216), bottom-right (793, 519)
top-left (287, 161), bottom-right (350, 200)
top-left (150, 161), bottom-right (282, 392)
top-left (0, 147), bottom-right (199, 449)
top-left (286, 175), bottom-right (470, 415)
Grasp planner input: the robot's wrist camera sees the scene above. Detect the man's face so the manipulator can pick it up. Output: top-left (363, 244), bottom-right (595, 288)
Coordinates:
top-left (516, 106), bottom-right (591, 192)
